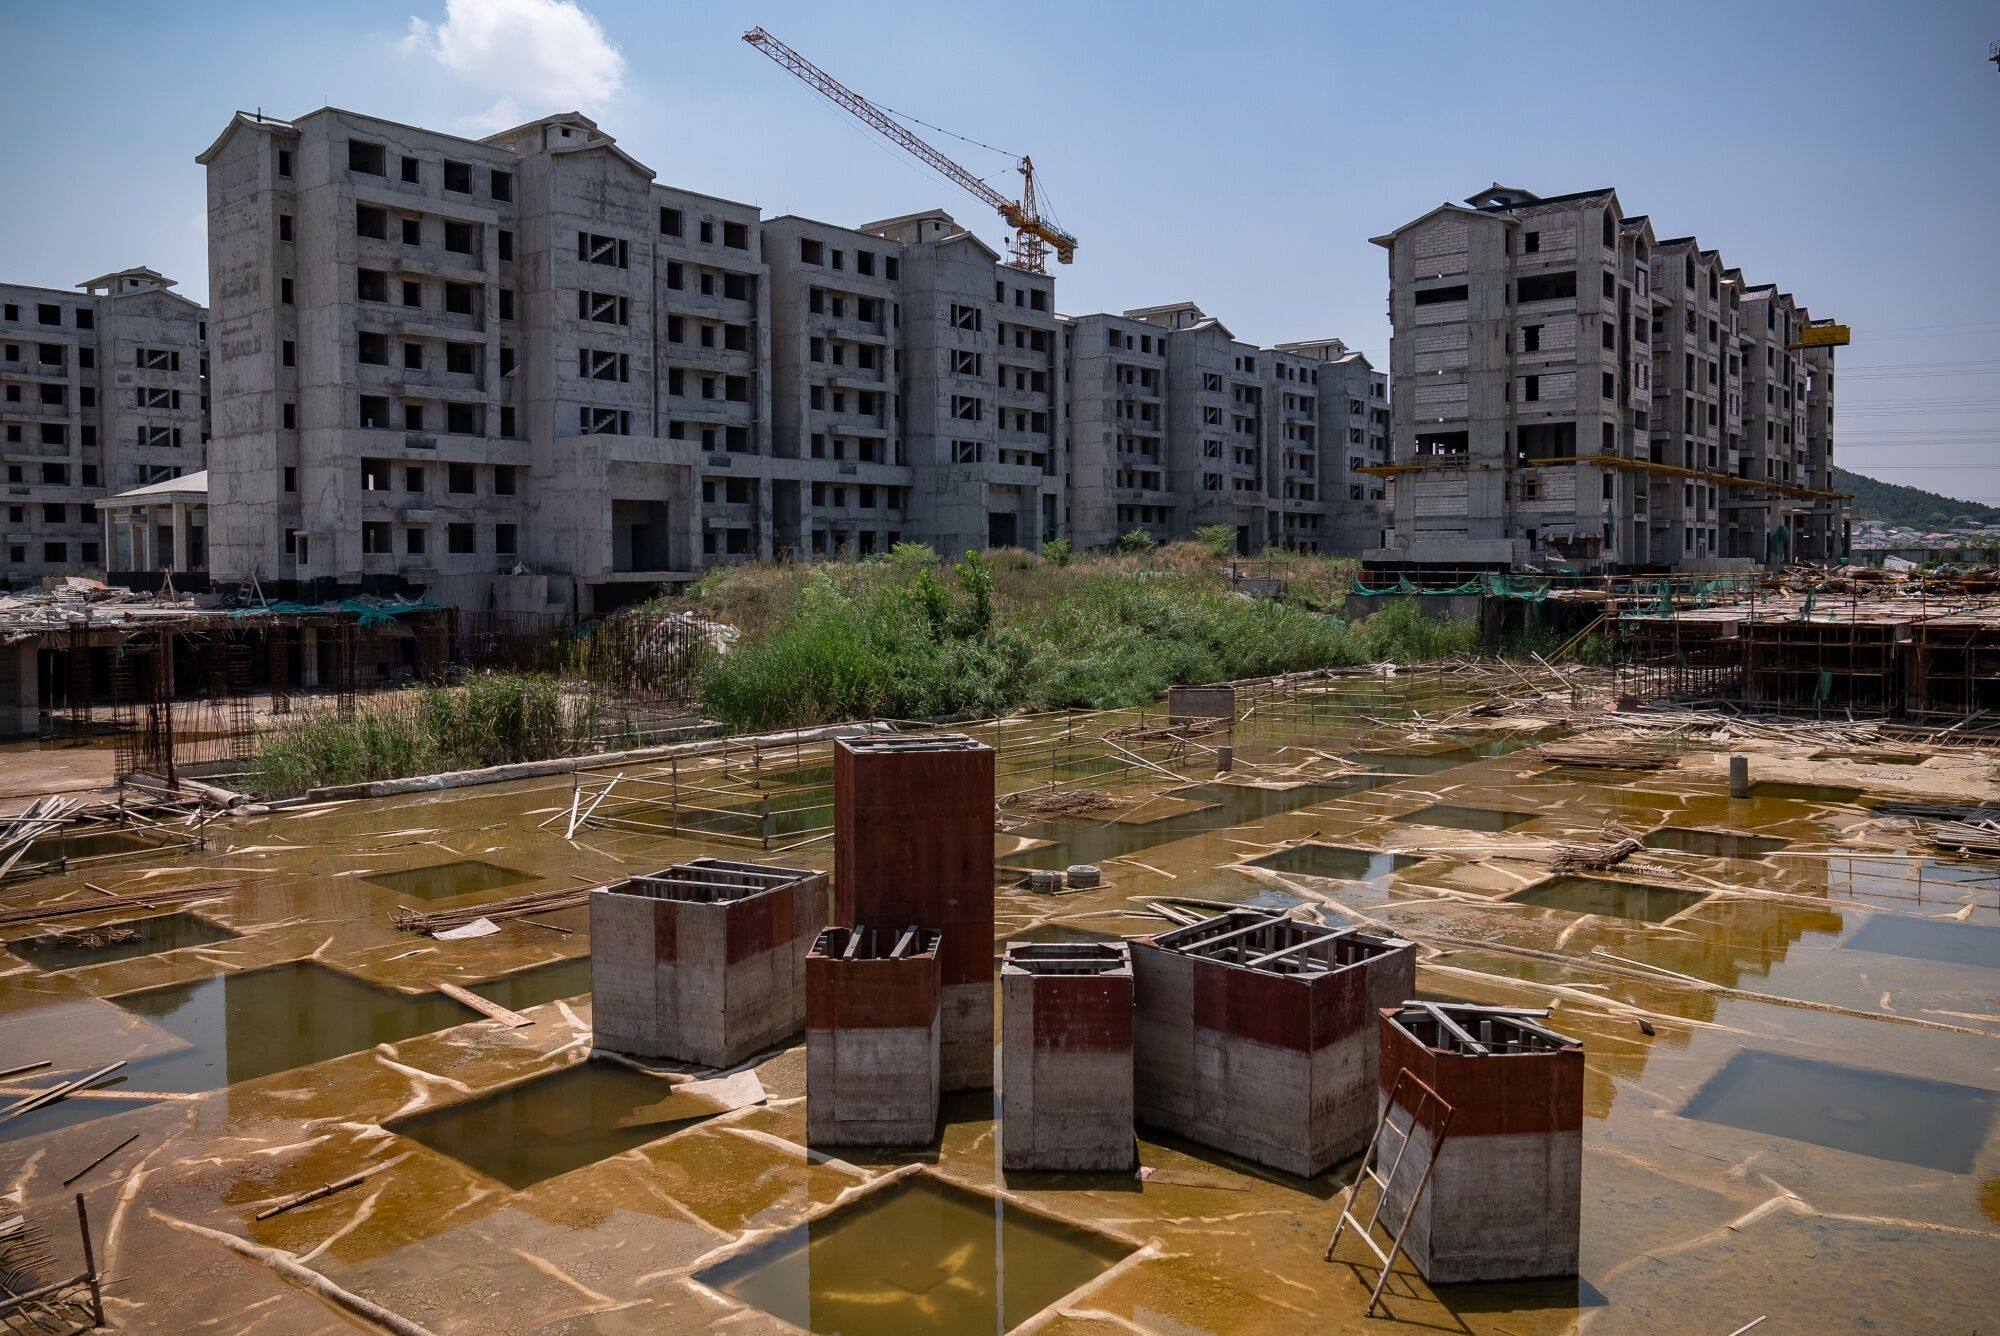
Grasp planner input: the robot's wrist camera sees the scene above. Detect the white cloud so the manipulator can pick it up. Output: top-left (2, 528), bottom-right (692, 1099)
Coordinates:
top-left (404, 0), bottom-right (625, 129)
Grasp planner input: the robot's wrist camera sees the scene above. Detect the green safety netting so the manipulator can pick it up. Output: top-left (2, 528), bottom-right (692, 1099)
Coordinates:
top-left (1349, 572), bottom-right (1553, 601)
top-left (229, 598), bottom-right (445, 626)
top-left (1355, 571), bottom-right (1759, 609)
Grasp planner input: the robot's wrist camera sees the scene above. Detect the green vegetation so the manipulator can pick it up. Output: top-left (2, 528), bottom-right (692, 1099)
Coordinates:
top-left (1039, 537), bottom-right (1072, 567)
top-left (1193, 524), bottom-right (1237, 558)
top-left (689, 547), bottom-right (1486, 732)
top-left (1833, 467), bottom-right (2000, 530)
top-left (1111, 528), bottom-right (1158, 555)
top-left (251, 674), bottom-right (588, 798)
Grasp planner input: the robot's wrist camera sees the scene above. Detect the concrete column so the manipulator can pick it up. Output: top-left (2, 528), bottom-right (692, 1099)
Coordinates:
top-left (299, 628), bottom-right (321, 688)
top-left (170, 501), bottom-right (191, 572)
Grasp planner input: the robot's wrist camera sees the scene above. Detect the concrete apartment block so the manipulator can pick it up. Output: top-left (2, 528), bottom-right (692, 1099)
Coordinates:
top-left (1130, 302), bottom-right (1271, 556)
top-left (832, 733), bottom-right (996, 1092)
top-left (1061, 313), bottom-right (1172, 548)
top-left (1132, 912), bottom-right (1416, 1177)
top-left (1277, 339), bottom-right (1392, 555)
top-left (805, 925), bottom-right (942, 1146)
top-left (0, 269), bottom-right (207, 589)
top-left (866, 211), bottom-right (1063, 553)
top-left (1374, 1003), bottom-right (1585, 1283)
top-left (1000, 941), bottom-right (1134, 1172)
top-left (763, 215), bottom-right (910, 559)
top-left (202, 106), bottom-right (950, 609)
top-left (590, 857), bottom-right (828, 1067)
top-left (1062, 313), bottom-right (1386, 556)
top-left (1263, 345), bottom-right (1329, 553)
top-left (1372, 183), bottom-right (1839, 574)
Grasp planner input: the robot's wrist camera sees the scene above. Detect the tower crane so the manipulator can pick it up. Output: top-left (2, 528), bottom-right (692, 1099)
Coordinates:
top-left (742, 26), bottom-right (1077, 274)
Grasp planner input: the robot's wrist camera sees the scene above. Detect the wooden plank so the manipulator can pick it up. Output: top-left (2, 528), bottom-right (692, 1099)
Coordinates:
top-left (432, 981), bottom-right (531, 1028)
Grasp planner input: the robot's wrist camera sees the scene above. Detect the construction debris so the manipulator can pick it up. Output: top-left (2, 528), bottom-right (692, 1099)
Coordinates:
top-left (998, 786), bottom-right (1127, 817)
top-left (1551, 829), bottom-right (1644, 874)
top-left (393, 886), bottom-right (591, 935)
top-left (0, 881), bottom-right (235, 929)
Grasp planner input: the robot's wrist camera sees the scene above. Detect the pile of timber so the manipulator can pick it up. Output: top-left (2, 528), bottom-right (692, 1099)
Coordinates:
top-left (393, 885), bottom-right (593, 935)
top-left (1102, 717), bottom-right (1228, 746)
top-left (0, 797), bottom-right (85, 881)
top-left (1929, 819), bottom-right (2000, 858)
top-left (0, 881), bottom-right (235, 929)
top-left (1552, 829), bottom-right (1644, 874)
top-left (998, 786), bottom-right (1127, 817)
top-left (1532, 745), bottom-right (1675, 771)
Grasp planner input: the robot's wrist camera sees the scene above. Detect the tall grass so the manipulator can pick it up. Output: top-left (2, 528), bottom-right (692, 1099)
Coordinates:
top-left (693, 556), bottom-right (1485, 731)
top-left (251, 673), bottom-right (582, 797)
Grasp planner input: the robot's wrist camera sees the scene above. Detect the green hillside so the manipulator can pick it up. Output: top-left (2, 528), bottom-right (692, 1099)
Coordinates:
top-left (1833, 467), bottom-right (2000, 529)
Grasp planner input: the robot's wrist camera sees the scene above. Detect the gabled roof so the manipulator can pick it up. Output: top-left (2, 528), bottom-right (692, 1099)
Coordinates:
top-left (77, 267), bottom-right (173, 293)
top-left (196, 109), bottom-right (295, 165)
top-left (104, 470), bottom-right (208, 504)
top-left (1369, 201), bottom-right (1504, 248)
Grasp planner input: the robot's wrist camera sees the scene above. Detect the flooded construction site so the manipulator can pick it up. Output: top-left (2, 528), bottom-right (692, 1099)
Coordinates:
top-left (0, 665), bottom-right (1996, 1333)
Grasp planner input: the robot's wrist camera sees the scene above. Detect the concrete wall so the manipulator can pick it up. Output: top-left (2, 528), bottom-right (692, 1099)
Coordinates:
top-left (805, 927), bottom-right (941, 1146)
top-left (1132, 923), bottom-right (1415, 1177)
top-left (589, 860), bottom-right (828, 1068)
top-left (833, 735), bottom-right (996, 1092)
top-left (999, 942), bottom-right (1134, 1171)
top-left (1373, 1015), bottom-right (1584, 1283)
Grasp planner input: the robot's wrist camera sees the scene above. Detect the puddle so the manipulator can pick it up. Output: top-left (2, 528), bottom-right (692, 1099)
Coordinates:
top-left (1842, 916), bottom-right (2000, 970)
top-left (1400, 804), bottom-right (1540, 833)
top-left (1642, 828), bottom-right (1791, 860)
top-left (111, 961), bottom-right (479, 1092)
top-left (21, 829), bottom-right (162, 864)
top-left (1249, 844), bottom-right (1418, 881)
top-left (467, 956), bottom-right (595, 1011)
top-left (0, 1092), bottom-right (157, 1146)
top-left (390, 1059), bottom-right (716, 1190)
top-left (699, 1172), bottom-right (1133, 1334)
top-left (1001, 781), bottom-right (1356, 872)
top-left (1510, 876), bottom-right (1706, 923)
top-left (1682, 1049), bottom-right (1996, 1173)
top-left (363, 860), bottom-right (536, 901)
top-left (1344, 750), bottom-right (1478, 776)
top-left (8, 912), bottom-right (239, 972)
top-left (1748, 782), bottom-right (1864, 806)
top-left (1824, 854), bottom-right (2000, 910)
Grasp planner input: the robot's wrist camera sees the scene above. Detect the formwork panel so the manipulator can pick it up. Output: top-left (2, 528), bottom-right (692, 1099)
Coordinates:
top-left (1132, 912), bottom-right (1415, 1177)
top-left (589, 858), bottom-right (827, 1067)
top-left (1000, 942), bottom-right (1134, 1172)
top-left (806, 926), bottom-right (943, 1147)
top-left (833, 734), bottom-right (996, 1092)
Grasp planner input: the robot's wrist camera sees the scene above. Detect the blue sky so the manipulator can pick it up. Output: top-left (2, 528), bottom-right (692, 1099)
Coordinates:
top-left (4, 0), bottom-right (1996, 502)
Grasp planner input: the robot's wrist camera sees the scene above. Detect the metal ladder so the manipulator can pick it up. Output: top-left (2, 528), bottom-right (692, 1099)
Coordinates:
top-left (1323, 1068), bottom-right (1454, 1315)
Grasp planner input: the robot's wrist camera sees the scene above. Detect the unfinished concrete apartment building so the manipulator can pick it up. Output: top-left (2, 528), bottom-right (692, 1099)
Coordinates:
top-left (1371, 184), bottom-right (1841, 573)
top-left (200, 107), bottom-right (1092, 608)
top-left (0, 269), bottom-right (207, 589)
top-left (1062, 308), bottom-right (1387, 556)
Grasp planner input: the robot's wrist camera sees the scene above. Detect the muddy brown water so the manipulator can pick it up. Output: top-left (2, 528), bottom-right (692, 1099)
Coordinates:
top-left (0, 681), bottom-right (1994, 1332)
